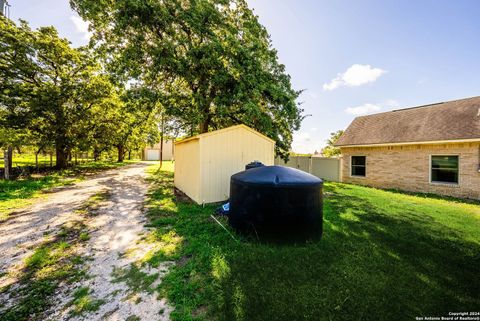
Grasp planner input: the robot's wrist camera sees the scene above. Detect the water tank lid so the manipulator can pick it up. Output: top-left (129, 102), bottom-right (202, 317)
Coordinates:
top-left (231, 165), bottom-right (322, 187)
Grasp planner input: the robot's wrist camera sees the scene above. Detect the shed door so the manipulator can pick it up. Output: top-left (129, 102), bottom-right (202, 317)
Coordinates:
top-left (146, 149), bottom-right (160, 160)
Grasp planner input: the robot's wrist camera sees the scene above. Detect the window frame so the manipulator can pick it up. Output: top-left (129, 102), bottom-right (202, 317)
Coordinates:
top-left (429, 154), bottom-right (460, 186)
top-left (350, 155), bottom-right (367, 178)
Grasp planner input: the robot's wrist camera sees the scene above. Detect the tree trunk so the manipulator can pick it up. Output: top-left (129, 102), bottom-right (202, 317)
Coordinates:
top-left (93, 148), bottom-right (100, 161)
top-left (50, 152), bottom-right (53, 167)
top-left (128, 150), bottom-right (131, 160)
top-left (159, 116), bottom-right (165, 168)
top-left (159, 135), bottom-right (164, 169)
top-left (55, 145), bottom-right (68, 169)
top-left (199, 120), bottom-right (209, 133)
top-left (117, 145), bottom-right (125, 163)
top-left (3, 147), bottom-right (13, 180)
top-left (199, 103), bottom-right (212, 133)
top-left (35, 152), bottom-right (39, 171)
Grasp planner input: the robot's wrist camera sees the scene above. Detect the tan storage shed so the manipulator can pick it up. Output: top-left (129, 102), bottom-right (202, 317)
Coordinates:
top-left (174, 124), bottom-right (275, 204)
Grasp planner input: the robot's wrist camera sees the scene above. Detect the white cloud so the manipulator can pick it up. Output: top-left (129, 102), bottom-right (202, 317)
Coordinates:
top-left (323, 64), bottom-right (386, 91)
top-left (291, 131), bottom-right (314, 153)
top-left (70, 15), bottom-right (92, 40)
top-left (384, 99), bottom-right (400, 108)
top-left (345, 99), bottom-right (400, 116)
top-left (345, 103), bottom-right (382, 116)
top-left (293, 131), bottom-right (311, 142)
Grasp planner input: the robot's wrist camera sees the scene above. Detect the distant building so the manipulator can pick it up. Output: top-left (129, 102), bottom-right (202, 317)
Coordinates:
top-left (142, 140), bottom-right (174, 161)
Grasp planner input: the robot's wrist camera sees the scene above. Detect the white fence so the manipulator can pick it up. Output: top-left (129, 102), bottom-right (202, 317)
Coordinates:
top-left (275, 156), bottom-right (341, 182)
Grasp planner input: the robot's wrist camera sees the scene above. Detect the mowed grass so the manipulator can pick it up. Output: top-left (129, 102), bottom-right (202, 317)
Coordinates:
top-left (0, 154), bottom-right (57, 169)
top-left (0, 160), bottom-right (138, 221)
top-left (144, 163), bottom-right (480, 321)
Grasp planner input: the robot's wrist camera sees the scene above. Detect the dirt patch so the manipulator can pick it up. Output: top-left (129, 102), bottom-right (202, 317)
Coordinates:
top-left (0, 163), bottom-right (173, 321)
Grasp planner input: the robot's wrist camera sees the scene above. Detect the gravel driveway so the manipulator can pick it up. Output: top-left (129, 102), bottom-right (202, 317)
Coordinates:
top-left (0, 162), bottom-right (172, 321)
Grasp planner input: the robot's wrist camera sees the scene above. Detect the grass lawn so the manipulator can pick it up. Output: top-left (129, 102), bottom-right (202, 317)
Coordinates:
top-left (0, 153), bottom-right (57, 169)
top-left (0, 160), bottom-right (139, 221)
top-left (143, 163), bottom-right (480, 321)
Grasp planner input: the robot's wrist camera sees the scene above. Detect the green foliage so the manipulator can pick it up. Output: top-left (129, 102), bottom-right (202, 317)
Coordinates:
top-left (111, 265), bottom-right (159, 294)
top-left (79, 232), bottom-right (90, 242)
top-left (0, 16), bottom-right (156, 169)
top-left (0, 18), bottom-right (33, 158)
top-left (0, 153), bottom-right (55, 169)
top-left (321, 129), bottom-right (344, 157)
top-left (69, 287), bottom-right (105, 316)
top-left (0, 174), bottom-right (74, 221)
top-left (142, 164), bottom-right (480, 321)
top-left (74, 190), bottom-right (110, 216)
top-left (0, 16), bottom-right (116, 167)
top-left (70, 0), bottom-right (304, 159)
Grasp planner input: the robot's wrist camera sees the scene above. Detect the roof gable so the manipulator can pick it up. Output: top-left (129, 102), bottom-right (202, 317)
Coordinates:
top-left (336, 96), bottom-right (480, 146)
top-left (175, 124), bottom-right (275, 145)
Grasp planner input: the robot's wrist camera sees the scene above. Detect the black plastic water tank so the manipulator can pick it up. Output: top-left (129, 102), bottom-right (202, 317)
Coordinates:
top-left (229, 166), bottom-right (323, 240)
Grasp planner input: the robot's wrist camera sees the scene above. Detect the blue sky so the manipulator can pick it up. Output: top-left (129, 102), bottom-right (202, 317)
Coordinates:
top-left (8, 0), bottom-right (480, 152)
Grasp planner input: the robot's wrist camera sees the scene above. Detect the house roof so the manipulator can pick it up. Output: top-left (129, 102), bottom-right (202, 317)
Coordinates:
top-left (336, 96), bottom-right (480, 147)
top-left (175, 124), bottom-right (275, 145)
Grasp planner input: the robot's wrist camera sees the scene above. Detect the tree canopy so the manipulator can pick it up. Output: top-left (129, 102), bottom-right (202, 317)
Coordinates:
top-left (0, 16), bottom-right (160, 170)
top-left (70, 0), bottom-right (304, 159)
top-left (321, 130), bottom-right (344, 158)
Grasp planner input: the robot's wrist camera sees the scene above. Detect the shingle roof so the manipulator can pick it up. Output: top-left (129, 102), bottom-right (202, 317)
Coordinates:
top-left (335, 96), bottom-right (480, 146)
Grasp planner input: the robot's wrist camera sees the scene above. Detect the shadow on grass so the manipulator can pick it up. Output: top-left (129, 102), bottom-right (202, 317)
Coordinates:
top-left (144, 169), bottom-right (480, 321)
top-left (380, 186), bottom-right (480, 205)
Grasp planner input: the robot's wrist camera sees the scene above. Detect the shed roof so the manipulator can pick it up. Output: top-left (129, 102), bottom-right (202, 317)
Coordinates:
top-left (175, 124), bottom-right (275, 145)
top-left (336, 96), bottom-right (480, 147)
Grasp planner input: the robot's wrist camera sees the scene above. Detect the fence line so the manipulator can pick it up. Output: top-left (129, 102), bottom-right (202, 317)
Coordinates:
top-left (275, 156), bottom-right (341, 182)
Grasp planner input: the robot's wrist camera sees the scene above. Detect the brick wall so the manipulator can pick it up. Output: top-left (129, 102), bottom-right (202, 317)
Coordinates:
top-left (340, 142), bottom-right (480, 199)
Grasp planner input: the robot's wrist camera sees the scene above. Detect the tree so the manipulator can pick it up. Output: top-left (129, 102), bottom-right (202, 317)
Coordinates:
top-left (0, 127), bottom-right (28, 179)
top-left (112, 87), bottom-right (160, 163)
top-left (0, 17), bottom-right (35, 177)
top-left (321, 130), bottom-right (344, 158)
top-left (70, 0), bottom-right (304, 160)
top-left (0, 17), bottom-right (119, 169)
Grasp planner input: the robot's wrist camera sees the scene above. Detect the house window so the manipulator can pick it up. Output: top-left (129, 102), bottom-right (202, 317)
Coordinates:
top-left (431, 155), bottom-right (459, 184)
top-left (351, 156), bottom-right (366, 177)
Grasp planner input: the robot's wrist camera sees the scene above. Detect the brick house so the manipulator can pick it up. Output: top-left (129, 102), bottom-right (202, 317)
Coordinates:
top-left (335, 97), bottom-right (480, 199)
